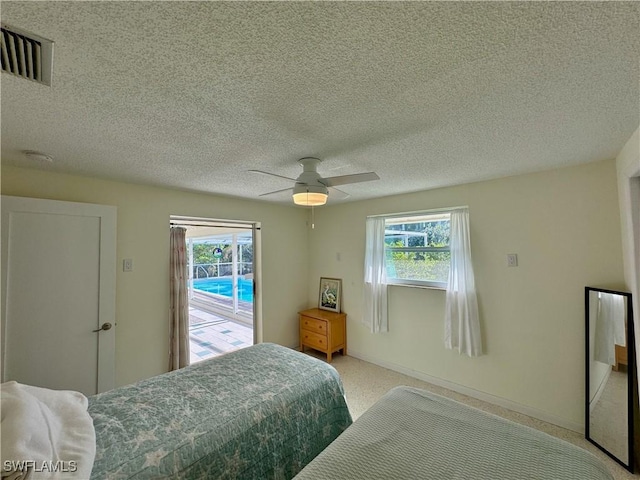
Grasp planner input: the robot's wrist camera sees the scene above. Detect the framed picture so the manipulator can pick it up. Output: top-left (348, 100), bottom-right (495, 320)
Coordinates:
top-left (318, 277), bottom-right (342, 313)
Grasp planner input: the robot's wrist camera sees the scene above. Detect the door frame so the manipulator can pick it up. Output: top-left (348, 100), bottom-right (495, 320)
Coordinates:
top-left (169, 216), bottom-right (261, 345)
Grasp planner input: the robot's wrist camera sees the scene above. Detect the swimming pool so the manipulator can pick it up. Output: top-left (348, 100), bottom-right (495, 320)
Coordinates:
top-left (192, 277), bottom-right (254, 303)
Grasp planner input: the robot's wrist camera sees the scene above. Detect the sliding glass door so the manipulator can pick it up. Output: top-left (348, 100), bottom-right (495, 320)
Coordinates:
top-left (187, 229), bottom-right (254, 322)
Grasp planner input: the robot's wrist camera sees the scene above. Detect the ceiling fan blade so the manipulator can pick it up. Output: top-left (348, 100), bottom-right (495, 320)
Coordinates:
top-left (320, 172), bottom-right (379, 187)
top-left (248, 170), bottom-right (297, 182)
top-left (328, 186), bottom-right (350, 200)
top-left (258, 187), bottom-right (293, 197)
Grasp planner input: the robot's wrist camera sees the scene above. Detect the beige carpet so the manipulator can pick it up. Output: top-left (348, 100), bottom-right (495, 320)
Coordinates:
top-left (309, 352), bottom-right (635, 480)
top-left (590, 370), bottom-right (629, 466)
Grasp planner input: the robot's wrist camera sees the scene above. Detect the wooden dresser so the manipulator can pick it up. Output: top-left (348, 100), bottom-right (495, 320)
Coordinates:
top-left (614, 344), bottom-right (628, 372)
top-left (299, 308), bottom-right (346, 362)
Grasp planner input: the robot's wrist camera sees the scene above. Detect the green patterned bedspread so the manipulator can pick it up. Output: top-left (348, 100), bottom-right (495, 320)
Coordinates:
top-left (295, 386), bottom-right (613, 480)
top-left (88, 343), bottom-right (352, 479)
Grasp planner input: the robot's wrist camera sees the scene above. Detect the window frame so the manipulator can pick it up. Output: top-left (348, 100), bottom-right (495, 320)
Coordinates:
top-left (380, 210), bottom-right (453, 289)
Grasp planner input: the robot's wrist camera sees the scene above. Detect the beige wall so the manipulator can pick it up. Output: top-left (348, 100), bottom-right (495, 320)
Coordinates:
top-left (2, 158), bottom-right (628, 429)
top-left (1, 166), bottom-right (310, 387)
top-left (307, 159), bottom-right (625, 430)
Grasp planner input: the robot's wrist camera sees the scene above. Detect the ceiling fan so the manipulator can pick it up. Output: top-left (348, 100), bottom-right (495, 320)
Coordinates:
top-left (250, 157), bottom-right (380, 206)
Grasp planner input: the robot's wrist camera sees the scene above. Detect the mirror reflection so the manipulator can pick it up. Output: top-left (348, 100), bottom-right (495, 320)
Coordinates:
top-left (586, 287), bottom-right (633, 468)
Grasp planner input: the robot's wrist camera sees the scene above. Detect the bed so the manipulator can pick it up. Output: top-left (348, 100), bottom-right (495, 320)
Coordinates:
top-left (88, 343), bottom-right (352, 479)
top-left (294, 386), bottom-right (613, 480)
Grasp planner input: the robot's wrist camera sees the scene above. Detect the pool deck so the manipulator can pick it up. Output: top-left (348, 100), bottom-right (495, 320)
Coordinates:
top-left (188, 305), bottom-right (254, 364)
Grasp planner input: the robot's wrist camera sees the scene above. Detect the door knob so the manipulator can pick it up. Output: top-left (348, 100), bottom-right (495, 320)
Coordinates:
top-left (93, 322), bottom-right (112, 333)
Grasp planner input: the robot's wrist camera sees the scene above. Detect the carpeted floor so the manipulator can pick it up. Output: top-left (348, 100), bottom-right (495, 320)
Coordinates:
top-left (590, 370), bottom-right (629, 466)
top-left (310, 352), bottom-right (635, 480)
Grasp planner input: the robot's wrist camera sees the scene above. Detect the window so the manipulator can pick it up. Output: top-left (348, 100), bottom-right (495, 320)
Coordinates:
top-left (383, 212), bottom-right (451, 288)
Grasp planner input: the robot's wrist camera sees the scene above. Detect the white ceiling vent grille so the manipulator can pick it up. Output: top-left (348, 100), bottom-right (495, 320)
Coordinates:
top-left (1, 24), bottom-right (53, 86)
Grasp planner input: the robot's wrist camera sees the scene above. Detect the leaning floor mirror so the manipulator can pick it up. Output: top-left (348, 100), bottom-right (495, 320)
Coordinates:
top-left (585, 286), bottom-right (635, 471)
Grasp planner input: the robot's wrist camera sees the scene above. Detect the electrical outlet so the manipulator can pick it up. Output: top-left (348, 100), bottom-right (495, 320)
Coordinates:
top-left (123, 258), bottom-right (133, 272)
top-left (506, 254), bottom-right (518, 267)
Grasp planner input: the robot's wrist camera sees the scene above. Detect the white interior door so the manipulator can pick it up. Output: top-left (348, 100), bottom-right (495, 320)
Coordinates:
top-left (1, 196), bottom-right (116, 395)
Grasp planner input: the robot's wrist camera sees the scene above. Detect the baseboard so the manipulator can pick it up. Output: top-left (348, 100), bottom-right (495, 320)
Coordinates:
top-left (347, 348), bottom-right (584, 434)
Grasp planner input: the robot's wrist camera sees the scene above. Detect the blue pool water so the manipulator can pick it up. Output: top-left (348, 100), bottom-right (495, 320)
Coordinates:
top-left (193, 277), bottom-right (254, 303)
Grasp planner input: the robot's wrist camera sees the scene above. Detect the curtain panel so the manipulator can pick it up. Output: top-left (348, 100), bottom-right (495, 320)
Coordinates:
top-left (169, 227), bottom-right (190, 370)
top-left (444, 208), bottom-right (483, 356)
top-left (363, 216), bottom-right (389, 333)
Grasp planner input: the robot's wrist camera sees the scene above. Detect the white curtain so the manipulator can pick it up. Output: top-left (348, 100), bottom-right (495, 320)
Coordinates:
top-left (595, 293), bottom-right (626, 365)
top-left (444, 208), bottom-right (482, 356)
top-left (169, 227), bottom-right (190, 370)
top-left (363, 217), bottom-right (388, 333)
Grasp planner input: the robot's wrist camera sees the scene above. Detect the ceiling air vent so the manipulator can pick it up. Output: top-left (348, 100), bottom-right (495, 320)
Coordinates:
top-left (1, 23), bottom-right (53, 86)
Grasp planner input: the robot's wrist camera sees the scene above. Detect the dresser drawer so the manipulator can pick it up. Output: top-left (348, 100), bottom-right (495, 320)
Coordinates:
top-left (300, 316), bottom-right (327, 335)
top-left (301, 330), bottom-right (327, 351)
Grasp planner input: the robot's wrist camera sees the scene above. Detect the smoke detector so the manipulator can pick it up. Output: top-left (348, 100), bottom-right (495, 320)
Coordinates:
top-left (23, 150), bottom-right (54, 163)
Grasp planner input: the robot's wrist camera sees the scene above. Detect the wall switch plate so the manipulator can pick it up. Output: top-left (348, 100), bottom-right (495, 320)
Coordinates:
top-left (123, 258), bottom-right (133, 272)
top-left (507, 254), bottom-right (518, 267)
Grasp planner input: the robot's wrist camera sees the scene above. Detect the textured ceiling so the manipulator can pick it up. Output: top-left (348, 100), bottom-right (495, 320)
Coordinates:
top-left (1, 1), bottom-right (639, 205)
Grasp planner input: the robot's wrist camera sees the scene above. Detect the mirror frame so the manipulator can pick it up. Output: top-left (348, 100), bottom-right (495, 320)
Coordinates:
top-left (585, 286), bottom-right (635, 471)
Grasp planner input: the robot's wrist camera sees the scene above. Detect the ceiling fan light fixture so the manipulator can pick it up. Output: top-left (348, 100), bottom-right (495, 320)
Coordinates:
top-left (254, 156), bottom-right (378, 205)
top-left (292, 184), bottom-right (328, 206)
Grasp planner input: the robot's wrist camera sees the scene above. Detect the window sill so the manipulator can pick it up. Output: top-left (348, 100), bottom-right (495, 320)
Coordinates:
top-left (386, 282), bottom-right (446, 292)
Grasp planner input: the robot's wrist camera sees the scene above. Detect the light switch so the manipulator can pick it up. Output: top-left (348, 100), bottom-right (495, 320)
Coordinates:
top-left (506, 254), bottom-right (518, 267)
top-left (123, 258), bottom-right (133, 272)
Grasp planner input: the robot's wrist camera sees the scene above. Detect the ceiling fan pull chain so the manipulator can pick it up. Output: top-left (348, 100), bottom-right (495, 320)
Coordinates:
top-left (311, 204), bottom-right (315, 229)
top-left (307, 188), bottom-right (315, 229)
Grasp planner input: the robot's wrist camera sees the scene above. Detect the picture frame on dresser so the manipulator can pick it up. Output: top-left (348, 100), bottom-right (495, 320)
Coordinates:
top-left (318, 277), bottom-right (342, 313)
